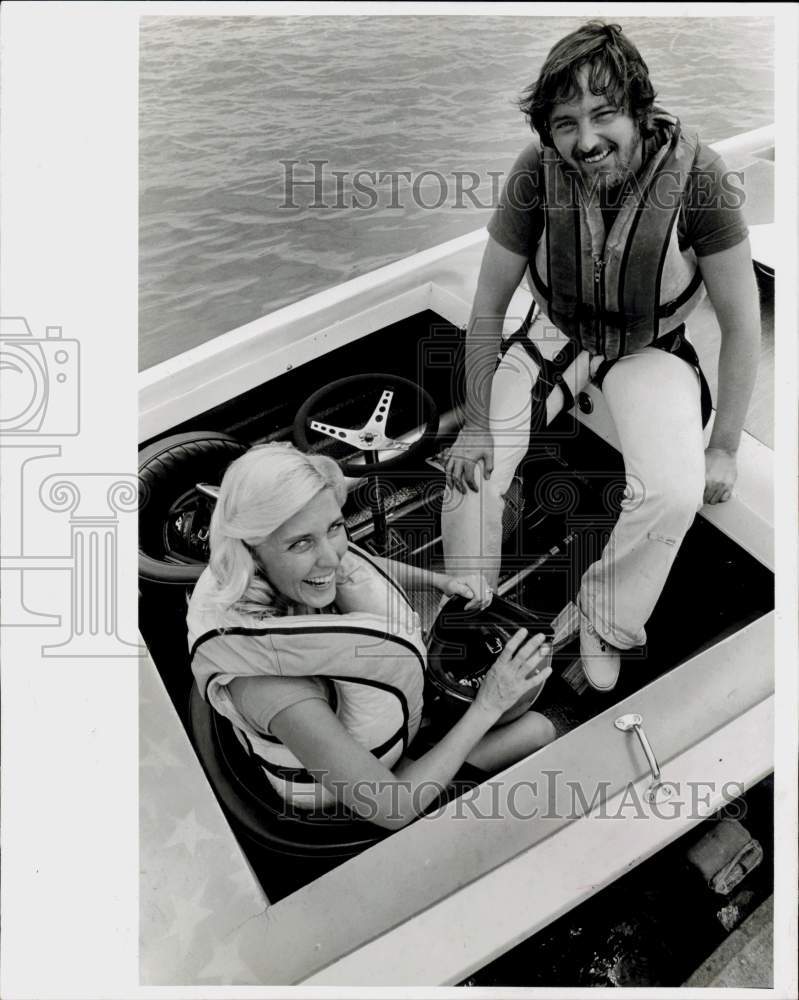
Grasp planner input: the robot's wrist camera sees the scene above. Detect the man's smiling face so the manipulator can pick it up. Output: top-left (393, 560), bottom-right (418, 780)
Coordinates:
top-left (548, 66), bottom-right (643, 192)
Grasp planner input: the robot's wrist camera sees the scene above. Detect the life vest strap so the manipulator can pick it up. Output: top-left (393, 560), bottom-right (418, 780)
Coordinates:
top-left (366, 722), bottom-right (406, 761)
top-left (658, 268), bottom-right (703, 318)
top-left (529, 273), bottom-right (703, 325)
top-left (500, 329), bottom-right (580, 427)
top-left (258, 757), bottom-right (317, 784)
top-left (253, 721), bottom-right (406, 786)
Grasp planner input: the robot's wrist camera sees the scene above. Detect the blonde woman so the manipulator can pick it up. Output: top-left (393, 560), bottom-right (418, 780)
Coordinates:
top-left (187, 443), bottom-right (555, 830)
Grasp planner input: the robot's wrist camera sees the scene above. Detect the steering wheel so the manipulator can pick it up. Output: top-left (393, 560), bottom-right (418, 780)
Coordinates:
top-left (426, 594), bottom-right (555, 726)
top-left (293, 373), bottom-right (439, 477)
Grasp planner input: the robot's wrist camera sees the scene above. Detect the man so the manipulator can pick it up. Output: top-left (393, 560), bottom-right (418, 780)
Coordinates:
top-left (443, 21), bottom-right (761, 691)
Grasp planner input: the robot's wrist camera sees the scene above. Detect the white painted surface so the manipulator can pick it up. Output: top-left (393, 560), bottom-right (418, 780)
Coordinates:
top-left (305, 697), bottom-right (773, 986)
top-left (139, 644), bottom-right (270, 985)
top-left (140, 284), bottom-right (433, 441)
top-left (749, 223), bottom-right (776, 269)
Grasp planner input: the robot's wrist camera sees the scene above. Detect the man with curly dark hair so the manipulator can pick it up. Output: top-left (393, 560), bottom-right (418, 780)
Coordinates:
top-left (444, 22), bottom-right (760, 691)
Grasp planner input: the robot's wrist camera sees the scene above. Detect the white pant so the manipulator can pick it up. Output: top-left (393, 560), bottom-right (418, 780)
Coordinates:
top-left (442, 325), bottom-right (705, 650)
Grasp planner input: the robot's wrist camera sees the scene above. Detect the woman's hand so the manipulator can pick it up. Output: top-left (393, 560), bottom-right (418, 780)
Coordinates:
top-left (439, 572), bottom-right (493, 611)
top-left (476, 629), bottom-right (552, 716)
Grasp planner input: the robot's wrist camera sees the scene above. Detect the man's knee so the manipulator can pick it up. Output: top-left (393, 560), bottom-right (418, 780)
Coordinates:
top-left (628, 463), bottom-right (704, 527)
top-left (441, 469), bottom-right (508, 522)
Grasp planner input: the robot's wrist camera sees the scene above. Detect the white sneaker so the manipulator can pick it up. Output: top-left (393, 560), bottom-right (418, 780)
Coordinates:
top-left (580, 618), bottom-right (621, 691)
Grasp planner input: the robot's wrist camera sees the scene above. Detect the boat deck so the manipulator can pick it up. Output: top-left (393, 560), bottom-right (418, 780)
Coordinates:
top-left (139, 305), bottom-right (774, 904)
top-left (691, 266), bottom-right (774, 448)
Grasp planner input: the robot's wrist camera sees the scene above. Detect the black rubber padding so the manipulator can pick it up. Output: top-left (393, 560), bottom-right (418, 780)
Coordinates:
top-left (188, 683), bottom-right (383, 858)
top-left (138, 431), bottom-right (247, 585)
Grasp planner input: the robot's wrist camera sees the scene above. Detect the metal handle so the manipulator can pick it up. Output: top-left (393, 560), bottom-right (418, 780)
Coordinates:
top-left (614, 713), bottom-right (672, 804)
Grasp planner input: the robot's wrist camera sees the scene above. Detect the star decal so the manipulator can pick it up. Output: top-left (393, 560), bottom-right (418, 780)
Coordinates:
top-left (195, 933), bottom-right (259, 984)
top-left (140, 733), bottom-right (185, 772)
top-left (163, 808), bottom-right (219, 856)
top-left (165, 882), bottom-right (215, 953)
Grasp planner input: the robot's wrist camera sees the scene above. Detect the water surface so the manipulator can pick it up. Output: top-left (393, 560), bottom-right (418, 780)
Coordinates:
top-left (140, 15), bottom-right (773, 369)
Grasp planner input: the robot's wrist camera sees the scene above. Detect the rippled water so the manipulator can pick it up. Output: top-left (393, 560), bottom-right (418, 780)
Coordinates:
top-left (139, 15), bottom-right (773, 370)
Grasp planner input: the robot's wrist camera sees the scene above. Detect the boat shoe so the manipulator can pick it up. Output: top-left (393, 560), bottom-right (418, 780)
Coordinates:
top-left (579, 618), bottom-right (622, 691)
top-left (548, 600), bottom-right (622, 693)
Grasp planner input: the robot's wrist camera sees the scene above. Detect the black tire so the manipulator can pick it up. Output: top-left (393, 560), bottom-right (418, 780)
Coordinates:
top-left (138, 431), bottom-right (247, 585)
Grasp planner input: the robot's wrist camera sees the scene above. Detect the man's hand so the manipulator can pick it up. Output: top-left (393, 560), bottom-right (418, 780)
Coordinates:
top-left (698, 241), bottom-right (760, 507)
top-left (445, 424), bottom-right (494, 494)
top-left (704, 446), bottom-right (737, 504)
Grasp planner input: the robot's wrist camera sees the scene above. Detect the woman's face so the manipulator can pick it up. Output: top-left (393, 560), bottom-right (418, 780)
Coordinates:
top-left (253, 487), bottom-right (348, 608)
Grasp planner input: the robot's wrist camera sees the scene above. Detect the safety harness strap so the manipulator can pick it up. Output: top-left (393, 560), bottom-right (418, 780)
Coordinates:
top-left (591, 326), bottom-right (712, 428)
top-left (499, 311), bottom-right (581, 429)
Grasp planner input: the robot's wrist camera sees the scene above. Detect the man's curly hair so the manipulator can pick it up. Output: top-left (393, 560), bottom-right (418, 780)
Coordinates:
top-left (520, 22), bottom-right (657, 147)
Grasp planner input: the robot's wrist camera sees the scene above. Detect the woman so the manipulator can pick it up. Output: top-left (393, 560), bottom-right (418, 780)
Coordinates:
top-left (187, 442), bottom-right (556, 830)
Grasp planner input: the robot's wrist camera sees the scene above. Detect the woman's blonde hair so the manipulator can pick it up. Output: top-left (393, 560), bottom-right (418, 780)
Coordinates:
top-left (206, 442), bottom-right (347, 616)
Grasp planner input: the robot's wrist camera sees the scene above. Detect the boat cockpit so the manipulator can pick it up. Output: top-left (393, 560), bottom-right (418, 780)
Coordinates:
top-left (139, 302), bottom-right (773, 902)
